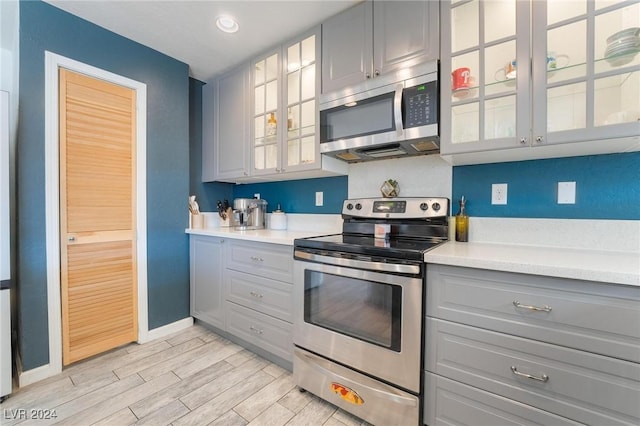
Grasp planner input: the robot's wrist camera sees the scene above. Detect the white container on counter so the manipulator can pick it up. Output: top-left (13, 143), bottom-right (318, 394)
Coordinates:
top-left (270, 210), bottom-right (288, 230)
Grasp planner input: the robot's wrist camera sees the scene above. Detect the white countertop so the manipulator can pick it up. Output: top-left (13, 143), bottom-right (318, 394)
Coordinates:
top-left (425, 241), bottom-right (640, 287)
top-left (186, 216), bottom-right (640, 287)
top-left (186, 227), bottom-right (332, 246)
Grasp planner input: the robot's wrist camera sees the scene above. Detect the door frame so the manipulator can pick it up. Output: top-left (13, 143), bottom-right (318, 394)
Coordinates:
top-left (44, 51), bottom-right (148, 376)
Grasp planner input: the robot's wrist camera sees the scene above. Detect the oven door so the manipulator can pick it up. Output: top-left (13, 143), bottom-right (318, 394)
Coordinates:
top-left (293, 256), bottom-right (423, 393)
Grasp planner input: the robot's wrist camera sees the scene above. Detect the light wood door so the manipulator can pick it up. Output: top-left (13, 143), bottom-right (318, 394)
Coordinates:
top-left (59, 69), bottom-right (137, 365)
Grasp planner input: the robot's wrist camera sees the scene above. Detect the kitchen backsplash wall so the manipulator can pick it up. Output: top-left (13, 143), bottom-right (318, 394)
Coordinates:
top-left (348, 155), bottom-right (453, 200)
top-left (453, 152), bottom-right (640, 220)
top-left (199, 146), bottom-right (639, 222)
top-left (18, 1), bottom-right (191, 370)
top-left (232, 176), bottom-right (348, 213)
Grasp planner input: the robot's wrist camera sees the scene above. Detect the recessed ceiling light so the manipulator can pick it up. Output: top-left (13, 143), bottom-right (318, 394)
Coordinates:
top-left (216, 15), bottom-right (238, 33)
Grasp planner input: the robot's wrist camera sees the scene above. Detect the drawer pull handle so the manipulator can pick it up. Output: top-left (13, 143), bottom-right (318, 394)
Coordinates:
top-left (510, 366), bottom-right (549, 383)
top-left (250, 256), bottom-right (264, 262)
top-left (249, 326), bottom-right (264, 334)
top-left (513, 300), bottom-right (552, 312)
top-left (250, 291), bottom-right (264, 298)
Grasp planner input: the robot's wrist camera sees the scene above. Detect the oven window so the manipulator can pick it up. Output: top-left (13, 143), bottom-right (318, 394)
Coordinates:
top-left (303, 270), bottom-right (401, 351)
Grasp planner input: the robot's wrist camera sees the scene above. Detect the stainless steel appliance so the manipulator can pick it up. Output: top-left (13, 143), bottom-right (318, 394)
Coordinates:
top-left (319, 62), bottom-right (439, 163)
top-left (293, 197), bottom-right (449, 425)
top-left (232, 198), bottom-right (267, 230)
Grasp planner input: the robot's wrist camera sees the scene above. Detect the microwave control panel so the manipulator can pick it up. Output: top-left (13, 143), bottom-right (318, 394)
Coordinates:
top-left (403, 80), bottom-right (437, 129)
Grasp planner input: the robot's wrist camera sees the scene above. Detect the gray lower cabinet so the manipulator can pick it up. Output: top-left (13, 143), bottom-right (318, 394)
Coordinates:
top-left (424, 264), bottom-right (640, 426)
top-left (189, 235), bottom-right (226, 330)
top-left (424, 372), bottom-right (581, 426)
top-left (225, 302), bottom-right (292, 363)
top-left (226, 239), bottom-right (293, 283)
top-left (189, 235), bottom-right (294, 366)
top-left (224, 240), bottom-right (294, 363)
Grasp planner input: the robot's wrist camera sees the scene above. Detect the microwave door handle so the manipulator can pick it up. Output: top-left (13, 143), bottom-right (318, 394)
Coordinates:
top-left (394, 84), bottom-right (404, 137)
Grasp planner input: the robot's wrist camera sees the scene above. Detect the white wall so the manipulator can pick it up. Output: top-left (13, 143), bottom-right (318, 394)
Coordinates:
top-left (0, 0), bottom-right (19, 281)
top-left (1, 0), bottom-right (19, 104)
top-left (347, 155), bottom-right (453, 200)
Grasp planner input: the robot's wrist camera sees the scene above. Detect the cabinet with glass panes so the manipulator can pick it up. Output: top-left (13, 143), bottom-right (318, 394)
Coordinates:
top-left (251, 26), bottom-right (346, 180)
top-left (440, 0), bottom-right (640, 164)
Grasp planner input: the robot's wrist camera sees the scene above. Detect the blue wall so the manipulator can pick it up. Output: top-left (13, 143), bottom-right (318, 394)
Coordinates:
top-left (453, 152), bottom-right (640, 219)
top-left (189, 79), bottom-right (234, 212)
top-left (19, 1), bottom-right (190, 369)
top-left (233, 176), bottom-right (348, 213)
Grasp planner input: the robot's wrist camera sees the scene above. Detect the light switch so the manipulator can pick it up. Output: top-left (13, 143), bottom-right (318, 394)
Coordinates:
top-left (557, 181), bottom-right (576, 204)
top-left (315, 191), bottom-right (323, 206)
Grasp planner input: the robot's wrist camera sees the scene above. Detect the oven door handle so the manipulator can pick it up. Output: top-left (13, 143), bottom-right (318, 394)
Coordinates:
top-left (294, 250), bottom-right (420, 275)
top-left (296, 349), bottom-right (418, 407)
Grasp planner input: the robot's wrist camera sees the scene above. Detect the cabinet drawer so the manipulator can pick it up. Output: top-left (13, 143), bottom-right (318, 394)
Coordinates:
top-left (225, 269), bottom-right (292, 323)
top-left (425, 318), bottom-right (640, 426)
top-left (424, 372), bottom-right (581, 426)
top-left (226, 240), bottom-right (293, 283)
top-left (226, 302), bottom-right (293, 362)
top-left (426, 264), bottom-right (640, 362)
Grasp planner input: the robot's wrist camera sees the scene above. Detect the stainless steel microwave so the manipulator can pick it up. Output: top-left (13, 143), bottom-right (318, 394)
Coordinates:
top-left (319, 62), bottom-right (439, 163)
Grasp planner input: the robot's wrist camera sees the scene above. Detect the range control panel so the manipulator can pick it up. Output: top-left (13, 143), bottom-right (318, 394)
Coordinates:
top-left (342, 197), bottom-right (449, 219)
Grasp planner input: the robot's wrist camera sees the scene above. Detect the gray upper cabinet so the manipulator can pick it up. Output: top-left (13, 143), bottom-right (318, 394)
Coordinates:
top-left (205, 26), bottom-right (347, 184)
top-left (372, 1), bottom-right (439, 76)
top-left (440, 0), bottom-right (640, 165)
top-left (322, 0), bottom-right (439, 94)
top-left (208, 63), bottom-right (251, 182)
top-left (321, 2), bottom-right (372, 94)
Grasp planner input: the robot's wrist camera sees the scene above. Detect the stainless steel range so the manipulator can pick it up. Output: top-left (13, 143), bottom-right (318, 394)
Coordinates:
top-left (293, 197), bottom-right (449, 426)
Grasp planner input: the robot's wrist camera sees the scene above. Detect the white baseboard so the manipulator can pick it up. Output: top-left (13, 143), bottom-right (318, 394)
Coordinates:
top-left (19, 362), bottom-right (61, 388)
top-left (138, 317), bottom-right (194, 344)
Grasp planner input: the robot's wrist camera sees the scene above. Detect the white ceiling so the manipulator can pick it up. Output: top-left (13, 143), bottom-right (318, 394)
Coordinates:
top-left (44, 0), bottom-right (360, 82)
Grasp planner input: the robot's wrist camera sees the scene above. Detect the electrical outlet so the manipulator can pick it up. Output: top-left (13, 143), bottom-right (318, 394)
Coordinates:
top-left (254, 193), bottom-right (260, 199)
top-left (491, 183), bottom-right (508, 205)
top-left (315, 191), bottom-right (324, 207)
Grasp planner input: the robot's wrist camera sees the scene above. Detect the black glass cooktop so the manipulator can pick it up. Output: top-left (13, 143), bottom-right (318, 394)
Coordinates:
top-left (294, 233), bottom-right (445, 261)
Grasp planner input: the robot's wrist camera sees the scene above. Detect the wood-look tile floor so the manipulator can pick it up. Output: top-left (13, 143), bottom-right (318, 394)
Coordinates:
top-left (1, 324), bottom-right (369, 426)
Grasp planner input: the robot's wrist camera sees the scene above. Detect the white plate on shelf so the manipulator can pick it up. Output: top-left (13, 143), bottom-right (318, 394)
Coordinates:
top-left (605, 50), bottom-right (639, 66)
top-left (606, 27), bottom-right (640, 44)
top-left (451, 86), bottom-right (478, 99)
top-left (605, 42), bottom-right (640, 56)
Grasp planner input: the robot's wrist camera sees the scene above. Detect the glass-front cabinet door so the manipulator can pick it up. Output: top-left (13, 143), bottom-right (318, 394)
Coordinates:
top-left (441, 0), bottom-right (640, 158)
top-left (533, 0), bottom-right (640, 144)
top-left (441, 0), bottom-right (531, 154)
top-left (252, 50), bottom-right (280, 175)
top-left (532, 0), bottom-right (639, 145)
top-left (283, 29), bottom-right (320, 172)
top-left (251, 28), bottom-right (321, 177)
